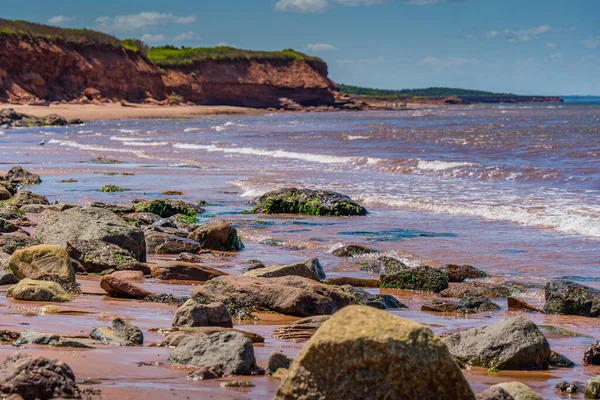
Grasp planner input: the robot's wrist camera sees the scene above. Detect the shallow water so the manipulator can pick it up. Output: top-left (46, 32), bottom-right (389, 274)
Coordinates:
top-left (1, 104), bottom-right (600, 399)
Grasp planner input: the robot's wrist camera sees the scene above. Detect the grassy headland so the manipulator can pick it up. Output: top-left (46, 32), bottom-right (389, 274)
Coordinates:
top-left (339, 84), bottom-right (522, 100)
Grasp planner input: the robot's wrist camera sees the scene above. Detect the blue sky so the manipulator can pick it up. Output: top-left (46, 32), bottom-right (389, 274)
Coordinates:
top-left (4, 0), bottom-right (599, 95)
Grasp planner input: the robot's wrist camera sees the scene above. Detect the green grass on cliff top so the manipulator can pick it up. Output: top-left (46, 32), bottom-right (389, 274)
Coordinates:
top-left (146, 45), bottom-right (323, 66)
top-left (339, 84), bottom-right (521, 99)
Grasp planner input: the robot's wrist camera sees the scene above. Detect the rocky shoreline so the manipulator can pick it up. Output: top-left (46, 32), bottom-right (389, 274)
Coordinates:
top-left (0, 166), bottom-right (599, 399)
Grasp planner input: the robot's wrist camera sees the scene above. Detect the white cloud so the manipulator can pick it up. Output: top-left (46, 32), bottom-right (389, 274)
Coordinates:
top-left (307, 43), bottom-right (336, 52)
top-left (334, 0), bottom-right (384, 5)
top-left (474, 25), bottom-right (574, 44)
top-left (141, 33), bottom-right (165, 43)
top-left (217, 42), bottom-right (236, 47)
top-left (418, 56), bottom-right (476, 68)
top-left (546, 42), bottom-right (556, 49)
top-left (48, 15), bottom-right (74, 25)
top-left (582, 37), bottom-right (600, 49)
top-left (174, 31), bottom-right (200, 42)
top-left (96, 11), bottom-right (196, 32)
top-left (275, 0), bottom-right (329, 13)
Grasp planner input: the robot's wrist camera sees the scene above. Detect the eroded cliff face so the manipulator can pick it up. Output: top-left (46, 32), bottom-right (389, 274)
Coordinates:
top-left (0, 35), bottom-right (341, 108)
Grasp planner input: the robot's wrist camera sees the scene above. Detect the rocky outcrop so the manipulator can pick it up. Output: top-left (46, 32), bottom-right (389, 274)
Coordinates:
top-left (145, 231), bottom-right (202, 254)
top-left (492, 382), bottom-right (543, 400)
top-left (252, 188), bottom-right (367, 216)
top-left (0, 353), bottom-right (81, 399)
top-left (543, 280), bottom-right (600, 317)
top-left (5, 166), bottom-right (41, 186)
top-left (443, 317), bottom-right (551, 370)
top-left (274, 306), bottom-right (475, 400)
top-left (476, 387), bottom-right (515, 400)
top-left (331, 244), bottom-right (378, 257)
top-left (36, 207), bottom-right (146, 262)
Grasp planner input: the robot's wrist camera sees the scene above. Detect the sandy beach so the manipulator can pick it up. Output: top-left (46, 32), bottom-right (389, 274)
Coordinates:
top-left (0, 103), bottom-right (264, 122)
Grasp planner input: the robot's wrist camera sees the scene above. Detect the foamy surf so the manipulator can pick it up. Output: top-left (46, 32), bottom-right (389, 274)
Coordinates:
top-left (48, 139), bottom-right (150, 159)
top-left (417, 160), bottom-right (478, 171)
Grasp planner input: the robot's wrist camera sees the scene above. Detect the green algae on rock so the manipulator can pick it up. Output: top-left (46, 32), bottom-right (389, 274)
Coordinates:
top-left (251, 188), bottom-right (367, 216)
top-left (7, 278), bottom-right (73, 302)
top-left (99, 185), bottom-right (129, 193)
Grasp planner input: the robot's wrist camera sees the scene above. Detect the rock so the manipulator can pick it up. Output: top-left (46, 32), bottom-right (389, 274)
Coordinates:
top-left (145, 231), bottom-right (201, 254)
top-left (150, 261), bottom-right (226, 281)
top-left (122, 212), bottom-right (162, 226)
top-left (476, 387), bottom-right (515, 400)
top-left (493, 382), bottom-right (543, 400)
top-left (172, 301), bottom-right (233, 328)
top-left (443, 317), bottom-right (551, 370)
top-left (584, 342), bottom-right (600, 365)
top-left (168, 331), bottom-right (257, 375)
top-left (8, 245), bottom-right (75, 286)
top-left (274, 305), bottom-right (475, 400)
top-left (0, 186), bottom-right (11, 200)
top-left (89, 318), bottom-right (143, 346)
top-left (331, 244), bottom-right (378, 257)
top-left (6, 166), bottom-right (41, 186)
top-left (252, 188), bottom-right (367, 216)
top-left (0, 353), bottom-right (81, 399)
top-left (66, 239), bottom-right (149, 274)
top-left (161, 327), bottom-right (265, 346)
top-left (42, 114), bottom-right (68, 126)
top-left (10, 190), bottom-right (49, 207)
top-left (507, 296), bottom-right (544, 313)
top-left (273, 316), bottom-right (331, 342)
top-left (15, 330), bottom-right (93, 348)
top-left (188, 365), bottom-right (226, 380)
top-left (0, 231), bottom-right (40, 254)
top-left (550, 351), bottom-right (575, 368)
top-left (221, 381), bottom-right (255, 388)
top-left (0, 218), bottom-right (19, 233)
top-left (543, 280), bottom-right (600, 317)
top-left (244, 261), bottom-right (266, 272)
top-left (0, 270), bottom-right (19, 285)
top-left (381, 265), bottom-right (449, 293)
top-left (188, 221), bottom-right (244, 251)
top-left (192, 275), bottom-right (355, 317)
top-left (440, 282), bottom-right (513, 299)
top-left (132, 198), bottom-right (204, 218)
top-left (585, 376), bottom-right (600, 399)
top-left (109, 270), bottom-right (144, 282)
top-left (441, 264), bottom-right (488, 282)
top-left (422, 299), bottom-right (472, 313)
top-left (555, 381), bottom-right (582, 394)
top-left (100, 275), bottom-right (152, 298)
top-left (460, 295), bottom-right (501, 312)
top-left (339, 285), bottom-right (405, 309)
top-left (244, 258), bottom-right (325, 281)
top-left (7, 279), bottom-right (72, 302)
top-left (539, 324), bottom-right (591, 338)
top-left (323, 276), bottom-right (380, 287)
top-left (271, 368), bottom-right (289, 381)
top-left (267, 352), bottom-right (293, 376)
top-left (36, 207), bottom-right (147, 262)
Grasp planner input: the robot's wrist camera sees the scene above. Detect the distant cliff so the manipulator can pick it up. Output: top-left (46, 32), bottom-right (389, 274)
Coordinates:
top-left (0, 20), bottom-right (352, 109)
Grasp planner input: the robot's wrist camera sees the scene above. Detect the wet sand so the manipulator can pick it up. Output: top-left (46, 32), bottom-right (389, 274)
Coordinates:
top-left (0, 103), bottom-right (263, 122)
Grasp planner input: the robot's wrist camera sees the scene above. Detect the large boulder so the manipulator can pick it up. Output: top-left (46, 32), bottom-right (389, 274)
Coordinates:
top-left (443, 317), bottom-right (551, 370)
top-left (493, 382), bottom-right (543, 400)
top-left (476, 387), bottom-right (515, 400)
top-left (586, 376), bottom-right (600, 399)
top-left (6, 166), bottom-right (41, 186)
top-left (89, 318), bottom-right (143, 346)
top-left (36, 207), bottom-right (147, 261)
top-left (8, 245), bottom-right (75, 286)
top-left (274, 305), bottom-right (475, 400)
top-left (381, 265), bottom-right (449, 293)
top-left (10, 190), bottom-right (49, 207)
top-left (172, 300), bottom-right (233, 328)
top-left (100, 274), bottom-right (152, 299)
top-left (0, 231), bottom-right (40, 254)
top-left (168, 331), bottom-right (257, 375)
top-left (192, 275), bottom-right (355, 317)
top-left (0, 353), bottom-right (81, 399)
top-left (188, 221), bottom-right (244, 251)
top-left (7, 279), bottom-right (72, 302)
top-left (150, 261), bottom-right (226, 281)
top-left (66, 239), bottom-right (149, 274)
top-left (244, 258), bottom-right (325, 281)
top-left (145, 232), bottom-right (201, 254)
top-left (252, 188), bottom-right (367, 216)
top-left (543, 280), bottom-right (600, 317)
top-left (132, 198), bottom-right (204, 218)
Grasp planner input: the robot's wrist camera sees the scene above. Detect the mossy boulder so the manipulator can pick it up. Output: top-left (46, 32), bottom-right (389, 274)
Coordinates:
top-left (252, 188), bottom-right (367, 216)
top-left (493, 382), bottom-right (543, 400)
top-left (244, 258), bottom-right (325, 281)
top-left (274, 305), bottom-right (475, 400)
top-left (188, 221), bottom-right (243, 251)
top-left (99, 185), bottom-right (129, 193)
top-left (7, 278), bottom-right (72, 302)
top-left (132, 198), bottom-right (204, 218)
top-left (381, 265), bottom-right (449, 293)
top-left (66, 239), bottom-right (149, 274)
top-left (543, 280), bottom-right (600, 317)
top-left (8, 244), bottom-right (75, 286)
top-left (443, 317), bottom-right (551, 370)
top-left (9, 190), bottom-right (49, 208)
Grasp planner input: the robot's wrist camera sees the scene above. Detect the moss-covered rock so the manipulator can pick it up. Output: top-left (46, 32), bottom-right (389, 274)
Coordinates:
top-left (274, 306), bottom-right (475, 400)
top-left (99, 185), bottom-right (129, 193)
top-left (8, 245), bottom-right (76, 287)
top-left (7, 278), bottom-right (72, 302)
top-left (132, 198), bottom-right (204, 218)
top-left (252, 188), bottom-right (367, 216)
top-left (66, 239), bottom-right (149, 274)
top-left (381, 265), bottom-right (449, 293)
top-left (585, 376), bottom-right (600, 399)
top-left (244, 258), bottom-right (325, 281)
top-left (493, 382), bottom-right (543, 400)
top-left (544, 280), bottom-right (600, 317)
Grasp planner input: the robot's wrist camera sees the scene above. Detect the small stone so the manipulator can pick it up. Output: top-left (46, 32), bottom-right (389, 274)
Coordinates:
top-left (100, 275), bottom-right (152, 298)
top-left (507, 296), bottom-right (544, 313)
top-left (172, 301), bottom-right (233, 328)
top-left (555, 381), bottom-right (582, 393)
top-left (476, 386), bottom-right (515, 400)
top-left (90, 317), bottom-right (143, 346)
top-left (585, 376), bottom-right (600, 399)
top-left (266, 352), bottom-right (293, 376)
top-left (584, 342), bottom-right (600, 365)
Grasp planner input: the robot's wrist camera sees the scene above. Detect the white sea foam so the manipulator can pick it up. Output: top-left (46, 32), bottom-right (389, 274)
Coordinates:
top-left (77, 130), bottom-right (94, 134)
top-left (121, 141), bottom-right (170, 147)
top-left (118, 129), bottom-right (140, 133)
top-left (417, 160), bottom-right (477, 171)
top-left (48, 139), bottom-right (149, 158)
top-left (0, 131), bottom-right (4, 135)
top-left (110, 136), bottom-right (149, 142)
top-left (184, 128), bottom-right (202, 132)
top-left (343, 135), bottom-right (369, 140)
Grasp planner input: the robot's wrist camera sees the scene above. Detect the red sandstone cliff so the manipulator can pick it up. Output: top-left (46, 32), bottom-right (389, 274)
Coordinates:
top-left (0, 35), bottom-right (344, 109)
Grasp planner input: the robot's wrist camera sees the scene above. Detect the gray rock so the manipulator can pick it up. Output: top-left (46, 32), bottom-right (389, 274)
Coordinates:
top-left (550, 351), bottom-right (575, 368)
top-left (331, 244), bottom-right (378, 257)
top-left (555, 381), bottom-right (582, 394)
top-left (11, 190), bottom-right (49, 207)
top-left (266, 352), bottom-right (293, 376)
top-left (584, 342), bottom-right (600, 365)
top-left (16, 330), bottom-right (94, 348)
top-left (168, 331), bottom-right (257, 375)
top-left (443, 317), bottom-right (551, 370)
top-left (66, 239), bottom-right (149, 274)
top-left (6, 166), bottom-right (41, 186)
top-left (0, 231), bottom-right (40, 254)
top-left (544, 280), bottom-right (600, 317)
top-left (36, 207), bottom-right (146, 261)
top-left (421, 299), bottom-right (473, 313)
top-left (493, 382), bottom-right (543, 400)
top-left (339, 285), bottom-right (406, 309)
top-left (172, 301), bottom-right (233, 328)
top-left (89, 318), bottom-right (143, 346)
top-left (244, 258), bottom-right (326, 281)
top-left (0, 353), bottom-right (81, 399)
top-left (460, 296), bottom-right (501, 312)
top-left (440, 264), bottom-right (488, 282)
top-left (145, 231), bottom-right (201, 254)
top-left (476, 387), bottom-right (515, 400)
top-left (585, 376), bottom-right (600, 399)
top-left (7, 279), bottom-right (72, 302)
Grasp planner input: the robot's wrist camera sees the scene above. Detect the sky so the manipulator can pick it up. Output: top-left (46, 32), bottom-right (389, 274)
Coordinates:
top-left (4, 0), bottom-right (600, 95)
